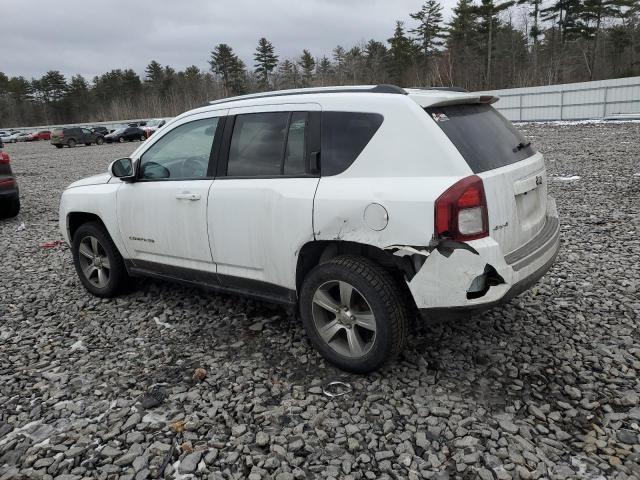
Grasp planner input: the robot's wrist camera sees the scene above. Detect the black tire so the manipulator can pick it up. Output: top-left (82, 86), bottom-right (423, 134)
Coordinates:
top-left (299, 255), bottom-right (408, 374)
top-left (0, 196), bottom-right (20, 219)
top-left (71, 221), bottom-right (130, 297)
top-left (139, 135), bottom-right (146, 141)
top-left (96, 137), bottom-right (104, 145)
top-left (67, 139), bottom-right (77, 148)
top-left (118, 137), bottom-right (125, 143)
top-left (55, 144), bottom-right (63, 149)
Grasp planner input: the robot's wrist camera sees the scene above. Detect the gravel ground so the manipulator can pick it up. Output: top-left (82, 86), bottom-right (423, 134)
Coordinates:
top-left (1, 123), bottom-right (639, 480)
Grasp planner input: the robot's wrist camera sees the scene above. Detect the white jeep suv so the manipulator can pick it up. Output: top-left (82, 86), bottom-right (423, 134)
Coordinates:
top-left (59, 85), bottom-right (560, 373)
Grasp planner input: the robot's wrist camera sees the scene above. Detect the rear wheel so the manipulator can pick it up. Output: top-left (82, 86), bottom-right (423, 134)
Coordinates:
top-left (299, 255), bottom-right (408, 373)
top-left (0, 196), bottom-right (20, 218)
top-left (96, 137), bottom-right (104, 145)
top-left (139, 135), bottom-right (146, 141)
top-left (67, 139), bottom-right (76, 148)
top-left (72, 222), bottom-right (130, 297)
top-left (118, 137), bottom-right (125, 143)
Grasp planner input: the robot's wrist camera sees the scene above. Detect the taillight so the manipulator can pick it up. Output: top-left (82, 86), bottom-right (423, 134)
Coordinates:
top-left (59, 132), bottom-right (64, 138)
top-left (0, 152), bottom-right (10, 165)
top-left (435, 175), bottom-right (488, 241)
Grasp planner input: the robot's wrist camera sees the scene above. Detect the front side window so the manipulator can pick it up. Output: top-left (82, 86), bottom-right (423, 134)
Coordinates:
top-left (139, 117), bottom-right (219, 180)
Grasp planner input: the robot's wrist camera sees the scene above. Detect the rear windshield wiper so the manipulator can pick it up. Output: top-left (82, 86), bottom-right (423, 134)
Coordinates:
top-left (513, 141), bottom-right (532, 152)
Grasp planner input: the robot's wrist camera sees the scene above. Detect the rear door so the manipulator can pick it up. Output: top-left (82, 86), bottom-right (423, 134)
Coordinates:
top-left (426, 104), bottom-right (547, 255)
top-left (207, 103), bottom-right (321, 292)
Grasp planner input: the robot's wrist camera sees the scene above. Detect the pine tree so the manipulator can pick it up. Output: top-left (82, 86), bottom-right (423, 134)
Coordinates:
top-left (472, 0), bottom-right (515, 87)
top-left (278, 60), bottom-right (300, 89)
top-left (254, 37), bottom-right (279, 90)
top-left (41, 70), bottom-right (68, 102)
top-left (516, 0), bottom-right (544, 74)
top-left (581, 0), bottom-right (624, 78)
top-left (333, 45), bottom-right (346, 83)
top-left (410, 0), bottom-right (446, 56)
top-left (317, 56), bottom-right (333, 85)
top-left (210, 44), bottom-right (246, 96)
top-left (144, 60), bottom-right (164, 89)
top-left (387, 21), bottom-right (416, 85)
top-left (364, 40), bottom-right (388, 83)
top-left (298, 49), bottom-right (316, 87)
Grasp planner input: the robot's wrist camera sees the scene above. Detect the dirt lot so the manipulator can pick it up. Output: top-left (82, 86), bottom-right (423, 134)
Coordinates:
top-left (1, 124), bottom-right (639, 480)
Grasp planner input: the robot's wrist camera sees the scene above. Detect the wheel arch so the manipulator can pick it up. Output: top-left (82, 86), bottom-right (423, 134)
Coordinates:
top-left (67, 211), bottom-right (107, 241)
top-left (295, 240), bottom-right (418, 302)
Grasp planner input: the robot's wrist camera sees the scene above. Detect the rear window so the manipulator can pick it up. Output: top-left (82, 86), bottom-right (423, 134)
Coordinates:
top-left (321, 112), bottom-right (383, 176)
top-left (425, 104), bottom-right (535, 173)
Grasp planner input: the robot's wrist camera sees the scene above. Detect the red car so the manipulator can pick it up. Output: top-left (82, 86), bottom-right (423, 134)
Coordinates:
top-left (29, 130), bottom-right (51, 141)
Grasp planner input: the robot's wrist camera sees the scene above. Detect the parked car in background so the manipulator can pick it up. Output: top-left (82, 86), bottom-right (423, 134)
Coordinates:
top-left (143, 119), bottom-right (167, 138)
top-left (91, 126), bottom-right (110, 136)
top-left (31, 130), bottom-right (52, 141)
top-left (0, 141), bottom-right (20, 218)
top-left (0, 131), bottom-right (20, 143)
top-left (51, 127), bottom-right (105, 148)
top-left (59, 84), bottom-right (560, 373)
top-left (104, 127), bottom-right (146, 143)
top-left (15, 132), bottom-right (33, 142)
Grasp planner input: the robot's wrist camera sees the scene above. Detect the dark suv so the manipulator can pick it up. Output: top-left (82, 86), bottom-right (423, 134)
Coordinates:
top-left (0, 139), bottom-right (20, 218)
top-left (51, 127), bottom-right (105, 148)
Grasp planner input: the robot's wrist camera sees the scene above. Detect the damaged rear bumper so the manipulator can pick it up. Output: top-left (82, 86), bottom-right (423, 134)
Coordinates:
top-left (409, 198), bottom-right (560, 312)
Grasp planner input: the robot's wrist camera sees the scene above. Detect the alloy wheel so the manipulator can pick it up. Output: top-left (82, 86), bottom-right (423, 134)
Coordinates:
top-left (77, 235), bottom-right (111, 288)
top-left (311, 280), bottom-right (376, 358)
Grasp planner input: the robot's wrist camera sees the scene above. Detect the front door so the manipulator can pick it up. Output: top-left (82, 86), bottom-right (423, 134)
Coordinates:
top-left (208, 104), bottom-right (320, 293)
top-left (117, 111), bottom-right (226, 272)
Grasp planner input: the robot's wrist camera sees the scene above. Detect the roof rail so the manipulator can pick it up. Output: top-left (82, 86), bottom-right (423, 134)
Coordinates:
top-left (208, 84), bottom-right (407, 105)
top-left (412, 86), bottom-right (469, 93)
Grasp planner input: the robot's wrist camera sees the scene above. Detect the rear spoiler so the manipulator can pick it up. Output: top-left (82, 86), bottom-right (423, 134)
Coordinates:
top-left (426, 95), bottom-right (499, 108)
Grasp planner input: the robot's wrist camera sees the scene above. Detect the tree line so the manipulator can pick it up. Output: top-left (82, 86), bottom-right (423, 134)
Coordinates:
top-left (1, 0), bottom-right (638, 127)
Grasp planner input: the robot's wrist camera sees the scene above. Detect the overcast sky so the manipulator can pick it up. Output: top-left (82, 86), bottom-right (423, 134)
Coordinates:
top-left (1, 0), bottom-right (460, 81)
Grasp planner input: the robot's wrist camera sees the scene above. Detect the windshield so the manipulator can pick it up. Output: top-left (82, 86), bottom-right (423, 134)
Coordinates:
top-left (425, 104), bottom-right (535, 173)
top-left (112, 128), bottom-right (125, 135)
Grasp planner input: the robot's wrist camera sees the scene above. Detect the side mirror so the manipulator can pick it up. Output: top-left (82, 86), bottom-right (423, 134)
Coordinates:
top-left (109, 157), bottom-right (135, 182)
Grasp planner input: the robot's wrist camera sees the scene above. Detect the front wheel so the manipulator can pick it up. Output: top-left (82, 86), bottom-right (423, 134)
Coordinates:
top-left (118, 137), bottom-right (125, 143)
top-left (96, 137), bottom-right (104, 145)
top-left (299, 255), bottom-right (408, 374)
top-left (139, 135), bottom-right (146, 141)
top-left (67, 139), bottom-right (76, 148)
top-left (72, 222), bottom-right (130, 297)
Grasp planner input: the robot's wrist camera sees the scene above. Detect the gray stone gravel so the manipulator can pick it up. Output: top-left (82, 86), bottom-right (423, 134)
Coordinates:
top-left (0, 123), bottom-right (639, 479)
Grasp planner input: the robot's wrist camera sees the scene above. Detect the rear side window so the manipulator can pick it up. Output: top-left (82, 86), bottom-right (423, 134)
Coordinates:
top-left (321, 112), bottom-right (383, 176)
top-left (425, 104), bottom-right (535, 173)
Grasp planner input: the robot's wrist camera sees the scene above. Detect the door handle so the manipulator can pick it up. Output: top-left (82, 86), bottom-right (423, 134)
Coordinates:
top-left (175, 193), bottom-right (201, 201)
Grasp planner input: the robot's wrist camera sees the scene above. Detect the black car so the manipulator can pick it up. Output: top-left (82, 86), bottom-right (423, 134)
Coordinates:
top-left (0, 139), bottom-right (20, 218)
top-left (91, 126), bottom-right (110, 136)
top-left (104, 127), bottom-right (146, 143)
top-left (51, 127), bottom-right (104, 148)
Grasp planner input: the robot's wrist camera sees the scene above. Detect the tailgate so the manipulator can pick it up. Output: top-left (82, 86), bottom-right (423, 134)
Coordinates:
top-left (480, 154), bottom-right (547, 254)
top-left (425, 103), bottom-right (547, 255)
